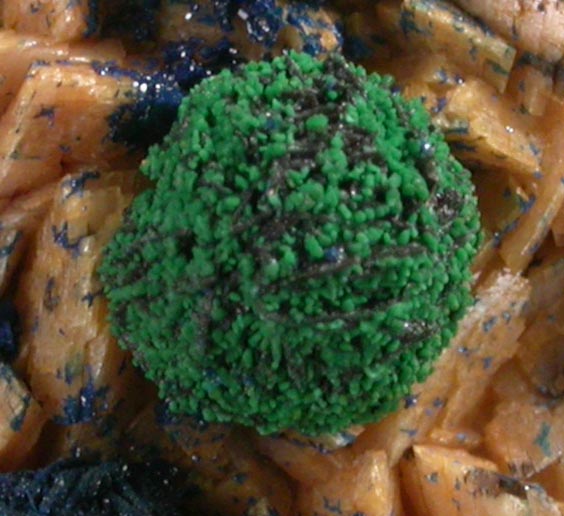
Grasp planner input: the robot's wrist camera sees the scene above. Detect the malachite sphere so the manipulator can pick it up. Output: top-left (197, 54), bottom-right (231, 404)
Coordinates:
top-left (100, 51), bottom-right (481, 436)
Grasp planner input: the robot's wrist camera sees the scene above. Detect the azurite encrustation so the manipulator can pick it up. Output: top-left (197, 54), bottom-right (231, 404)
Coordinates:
top-left (100, 51), bottom-right (481, 436)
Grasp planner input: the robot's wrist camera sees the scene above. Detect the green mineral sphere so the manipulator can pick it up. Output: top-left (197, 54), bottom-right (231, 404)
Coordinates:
top-left (100, 51), bottom-right (481, 436)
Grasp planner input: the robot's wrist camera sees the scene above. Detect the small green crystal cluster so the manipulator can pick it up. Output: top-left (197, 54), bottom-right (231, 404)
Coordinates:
top-left (100, 51), bottom-right (481, 436)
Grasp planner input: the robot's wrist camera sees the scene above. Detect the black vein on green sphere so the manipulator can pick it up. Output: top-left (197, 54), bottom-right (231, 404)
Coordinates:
top-left (99, 51), bottom-right (481, 436)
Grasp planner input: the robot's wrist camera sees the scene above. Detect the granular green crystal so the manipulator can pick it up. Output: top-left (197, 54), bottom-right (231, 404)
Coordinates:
top-left (100, 51), bottom-right (481, 436)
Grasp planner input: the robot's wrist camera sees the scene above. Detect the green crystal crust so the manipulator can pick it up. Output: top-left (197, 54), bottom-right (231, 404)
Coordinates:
top-left (100, 52), bottom-right (481, 436)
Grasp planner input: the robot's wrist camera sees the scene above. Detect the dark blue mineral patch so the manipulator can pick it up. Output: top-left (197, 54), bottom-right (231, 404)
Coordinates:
top-left (0, 300), bottom-right (19, 362)
top-left (96, 0), bottom-right (342, 149)
top-left (98, 37), bottom-right (244, 149)
top-left (0, 458), bottom-right (200, 516)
